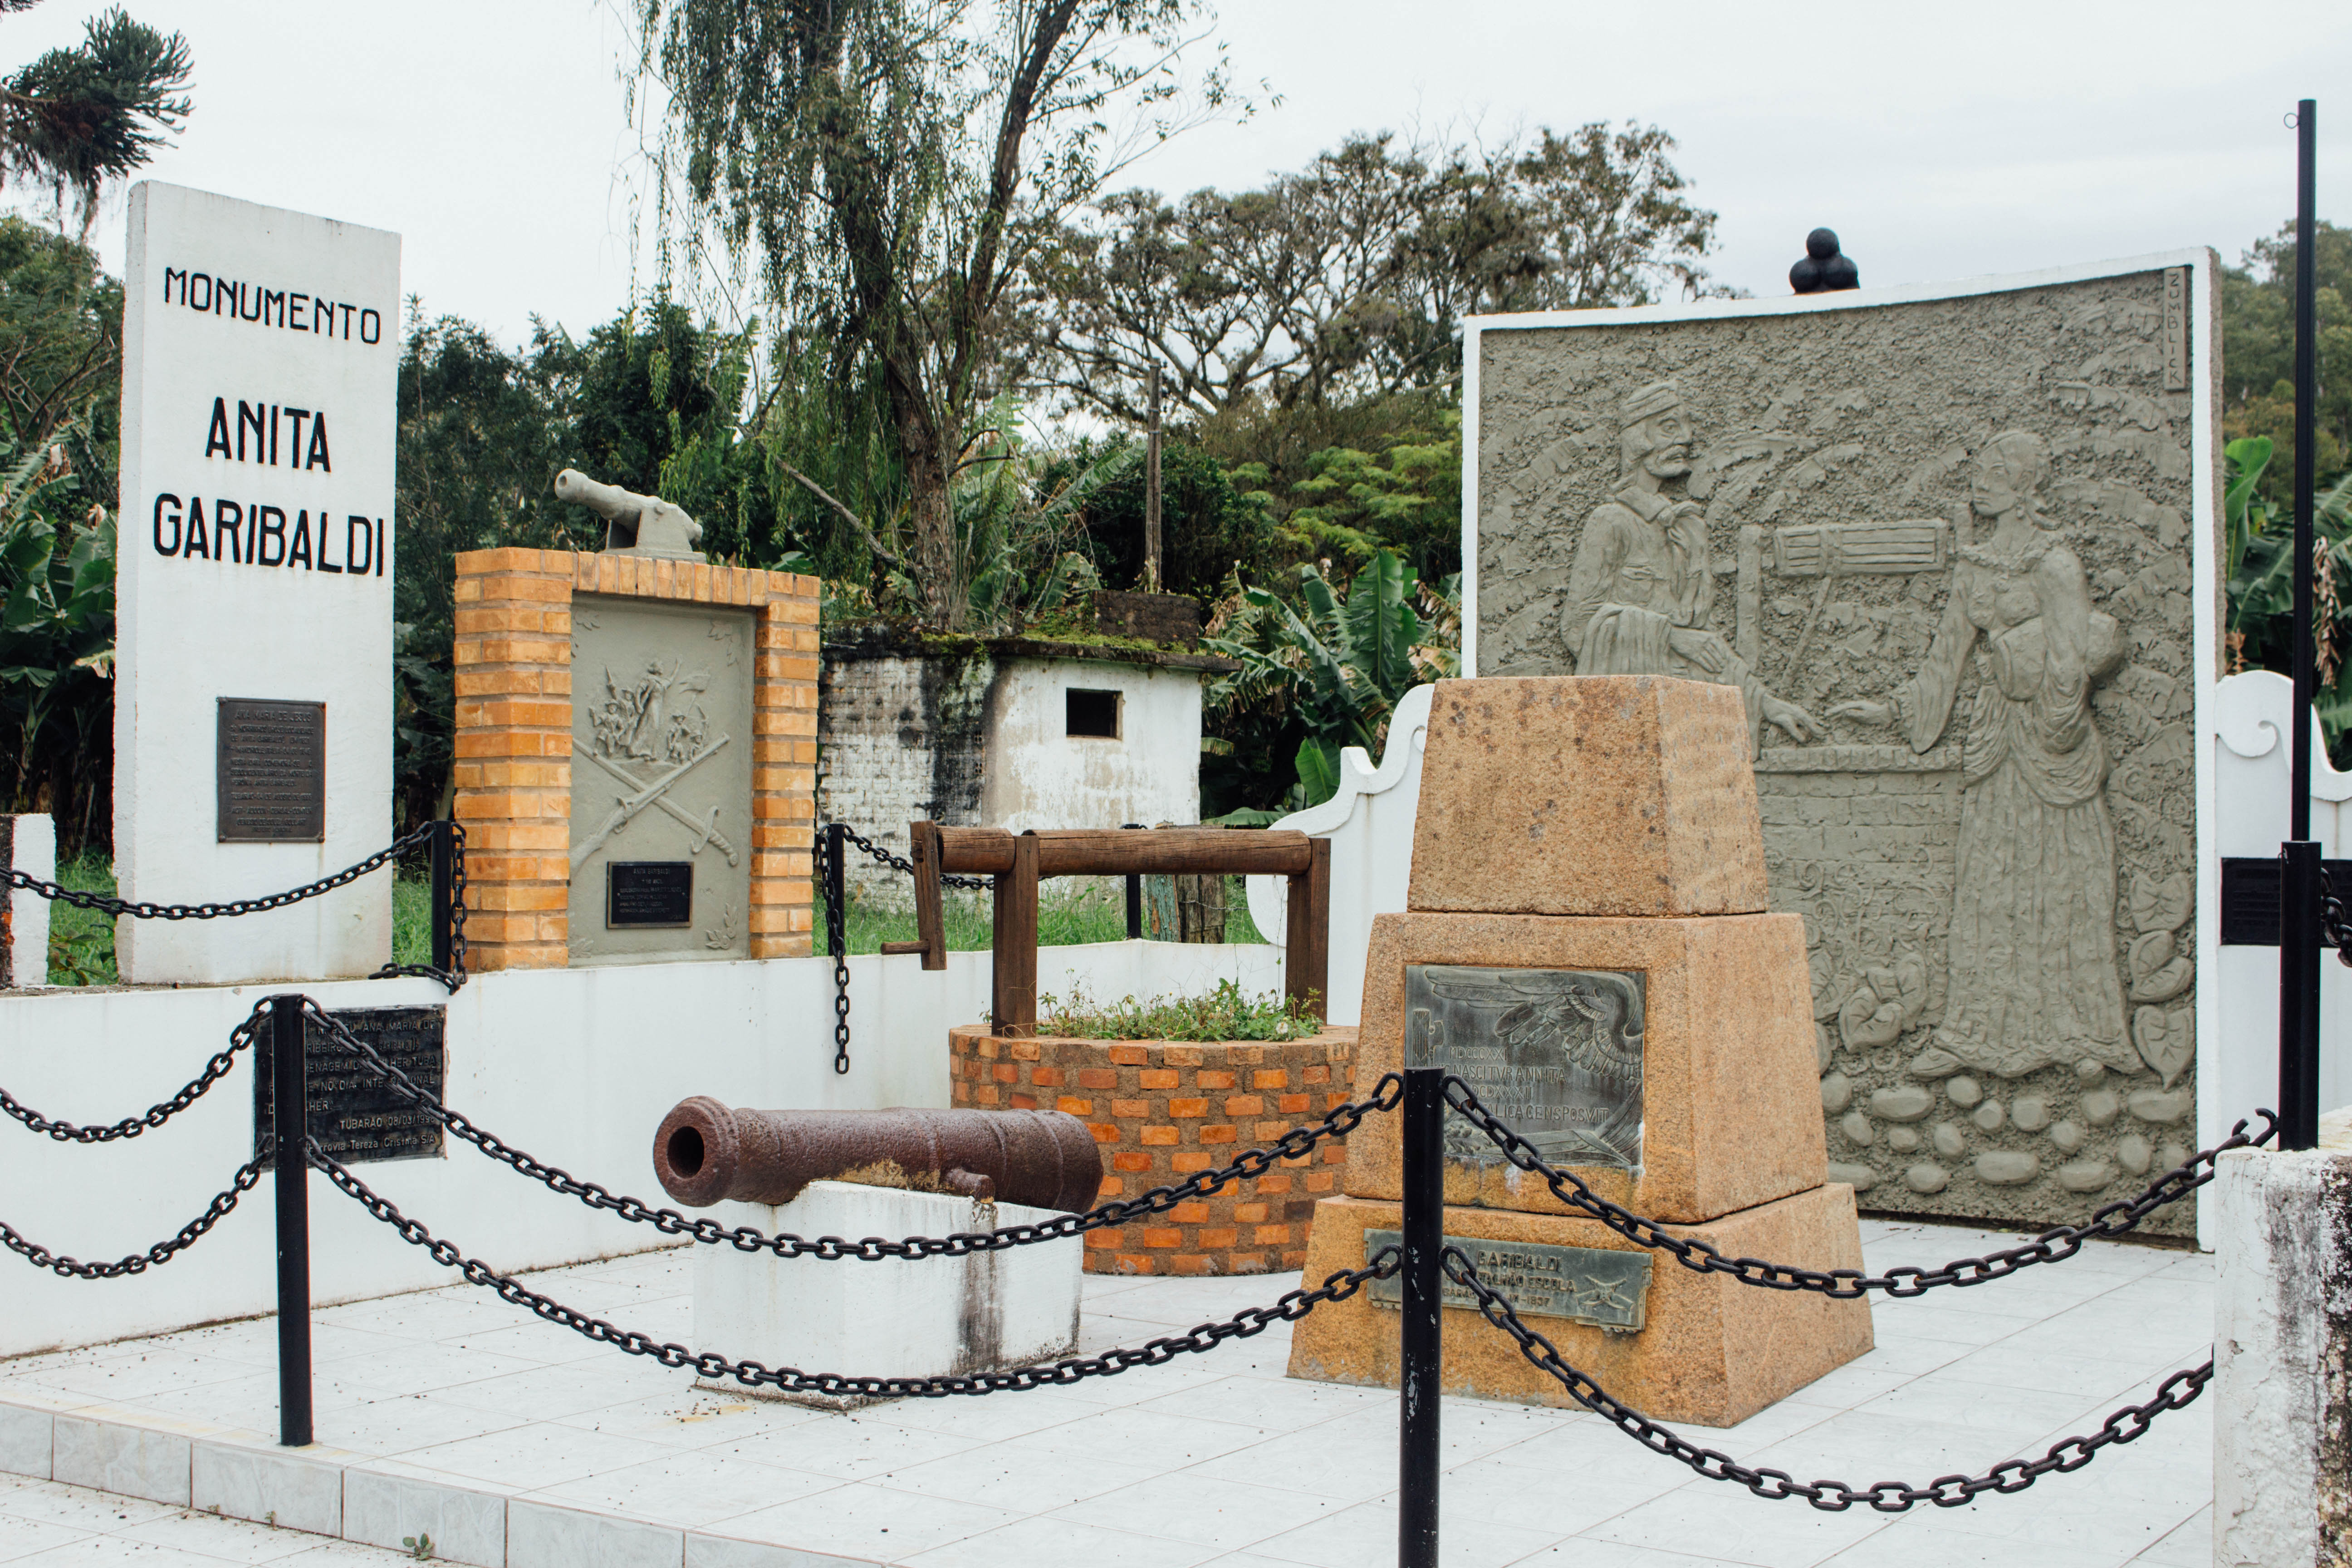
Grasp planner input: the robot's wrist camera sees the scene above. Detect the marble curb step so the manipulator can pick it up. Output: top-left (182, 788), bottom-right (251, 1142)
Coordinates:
top-left (0, 1396), bottom-right (873, 1568)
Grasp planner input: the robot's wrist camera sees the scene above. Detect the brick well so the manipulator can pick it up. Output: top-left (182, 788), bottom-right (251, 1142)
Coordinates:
top-left (948, 1025), bottom-right (1357, 1275)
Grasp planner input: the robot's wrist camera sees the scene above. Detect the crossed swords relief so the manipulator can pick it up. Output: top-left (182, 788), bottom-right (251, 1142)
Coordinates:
top-left (570, 735), bottom-right (740, 871)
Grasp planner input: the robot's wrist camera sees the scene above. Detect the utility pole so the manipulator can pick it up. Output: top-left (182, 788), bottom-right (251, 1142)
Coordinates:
top-left (1144, 364), bottom-right (1163, 593)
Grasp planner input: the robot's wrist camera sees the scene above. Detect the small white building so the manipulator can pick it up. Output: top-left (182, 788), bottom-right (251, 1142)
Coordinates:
top-left (817, 627), bottom-right (1230, 893)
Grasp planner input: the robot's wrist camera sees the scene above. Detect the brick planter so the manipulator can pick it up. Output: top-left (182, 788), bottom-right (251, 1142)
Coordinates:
top-left (948, 1025), bottom-right (1357, 1275)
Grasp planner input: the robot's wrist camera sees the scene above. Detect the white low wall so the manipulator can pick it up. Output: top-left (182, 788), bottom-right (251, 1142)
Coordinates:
top-left (2212, 1109), bottom-right (2352, 1565)
top-left (0, 938), bottom-right (1283, 1357)
top-left (5, 815), bottom-right (53, 988)
top-left (1245, 685), bottom-right (1432, 1027)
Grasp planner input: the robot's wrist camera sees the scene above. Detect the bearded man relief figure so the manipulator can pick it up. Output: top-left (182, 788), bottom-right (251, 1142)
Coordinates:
top-left (1562, 381), bottom-right (1822, 752)
top-left (1832, 432), bottom-right (2134, 1081)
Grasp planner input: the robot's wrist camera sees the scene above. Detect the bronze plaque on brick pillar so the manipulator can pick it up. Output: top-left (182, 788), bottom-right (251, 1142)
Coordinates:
top-left (216, 698), bottom-right (326, 843)
top-left (568, 596), bottom-right (755, 964)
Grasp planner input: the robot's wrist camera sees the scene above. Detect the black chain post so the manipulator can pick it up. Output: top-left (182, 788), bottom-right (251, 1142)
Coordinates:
top-left (2279, 840), bottom-right (2323, 1150)
top-left (1399, 1064), bottom-right (1442, 1568)
top-left (1123, 823), bottom-right (1144, 940)
top-left (269, 994), bottom-right (313, 1447)
top-left (429, 819), bottom-right (455, 975)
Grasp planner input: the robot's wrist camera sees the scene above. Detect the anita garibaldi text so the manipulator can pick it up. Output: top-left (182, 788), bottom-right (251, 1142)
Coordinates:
top-left (148, 395), bottom-right (382, 574)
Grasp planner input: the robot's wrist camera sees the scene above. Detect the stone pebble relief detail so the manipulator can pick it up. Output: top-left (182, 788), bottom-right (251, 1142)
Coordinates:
top-left (1475, 269), bottom-right (2201, 1232)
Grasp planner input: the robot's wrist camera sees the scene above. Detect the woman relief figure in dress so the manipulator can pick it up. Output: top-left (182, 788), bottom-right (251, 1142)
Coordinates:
top-left (1831, 432), bottom-right (2136, 1080)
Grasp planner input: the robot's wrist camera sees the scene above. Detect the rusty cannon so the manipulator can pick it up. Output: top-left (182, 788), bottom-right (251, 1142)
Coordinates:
top-left (652, 1098), bottom-right (1103, 1213)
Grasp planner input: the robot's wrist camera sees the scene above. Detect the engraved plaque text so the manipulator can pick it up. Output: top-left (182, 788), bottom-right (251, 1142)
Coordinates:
top-left (1366, 1229), bottom-right (1652, 1332)
top-left (608, 860), bottom-right (695, 928)
top-left (1406, 965), bottom-right (1644, 1169)
top-left (216, 698), bottom-right (325, 843)
top-left (254, 1005), bottom-right (444, 1167)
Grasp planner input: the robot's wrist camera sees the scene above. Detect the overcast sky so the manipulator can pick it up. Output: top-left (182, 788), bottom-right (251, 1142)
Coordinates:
top-left (5, 0), bottom-right (2346, 346)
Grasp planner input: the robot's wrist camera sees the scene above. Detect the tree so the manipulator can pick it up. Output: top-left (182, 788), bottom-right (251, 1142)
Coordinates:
top-left (2224, 435), bottom-right (2352, 762)
top-left (635, 0), bottom-right (1232, 629)
top-left (0, 216), bottom-right (118, 853)
top-left (2220, 219), bottom-right (2351, 504)
top-left (2, 5), bottom-right (191, 242)
top-left (1027, 122), bottom-right (1724, 425)
top-left (391, 310), bottom-right (584, 828)
top-left (1204, 548), bottom-right (1457, 813)
top-left (1045, 432), bottom-right (1274, 599)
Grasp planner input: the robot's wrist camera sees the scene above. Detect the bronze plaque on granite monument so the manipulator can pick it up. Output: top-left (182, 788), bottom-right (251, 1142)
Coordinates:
top-left (1366, 1228), bottom-right (1652, 1332)
top-left (1405, 964), bottom-right (1645, 1170)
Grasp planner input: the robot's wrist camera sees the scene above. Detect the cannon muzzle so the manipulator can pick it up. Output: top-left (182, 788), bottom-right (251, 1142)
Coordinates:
top-left (554, 467), bottom-right (646, 521)
top-left (652, 1098), bottom-right (1103, 1213)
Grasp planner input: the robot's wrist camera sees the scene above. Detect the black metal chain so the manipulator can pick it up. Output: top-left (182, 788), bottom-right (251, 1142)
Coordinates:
top-left (833, 824), bottom-right (989, 891)
top-left (0, 1156), bottom-right (266, 1278)
top-left (1444, 1248), bottom-right (2211, 1513)
top-left (1444, 1076), bottom-right (2278, 1298)
top-left (315, 1140), bottom-right (1393, 1397)
top-left (7, 823), bottom-right (437, 922)
top-left (820, 827), bottom-right (855, 1074)
top-left (818, 824), bottom-right (989, 1075)
top-left (0, 1001), bottom-right (267, 1143)
top-left (371, 821), bottom-right (470, 992)
top-left (303, 995), bottom-right (1399, 1257)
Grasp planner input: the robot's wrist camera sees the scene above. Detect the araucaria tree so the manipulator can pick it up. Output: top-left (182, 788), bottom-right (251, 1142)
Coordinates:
top-left (635, 0), bottom-right (1229, 629)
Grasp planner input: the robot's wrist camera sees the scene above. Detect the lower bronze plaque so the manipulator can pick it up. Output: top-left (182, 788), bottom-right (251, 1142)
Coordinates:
top-left (253, 1005), bottom-right (444, 1168)
top-left (608, 860), bottom-right (694, 928)
top-left (217, 698), bottom-right (326, 843)
top-left (1405, 964), bottom-right (1646, 1170)
top-left (1366, 1230), bottom-right (1652, 1332)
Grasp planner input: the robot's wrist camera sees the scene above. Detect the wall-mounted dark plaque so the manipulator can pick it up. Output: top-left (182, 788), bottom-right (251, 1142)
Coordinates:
top-left (1406, 964), bottom-right (1646, 1170)
top-left (253, 1004), bottom-right (444, 1168)
top-left (608, 860), bottom-right (694, 928)
top-left (1366, 1229), bottom-right (1651, 1332)
top-left (216, 698), bottom-right (325, 843)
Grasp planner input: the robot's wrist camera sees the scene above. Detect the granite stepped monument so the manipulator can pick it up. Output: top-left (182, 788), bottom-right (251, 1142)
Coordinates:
top-left (1288, 676), bottom-right (1872, 1426)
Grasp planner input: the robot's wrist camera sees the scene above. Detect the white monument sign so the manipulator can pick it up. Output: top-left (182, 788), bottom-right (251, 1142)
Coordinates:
top-left (114, 183), bottom-right (401, 983)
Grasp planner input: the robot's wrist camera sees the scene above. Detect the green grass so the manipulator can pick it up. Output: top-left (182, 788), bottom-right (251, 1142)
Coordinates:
top-left (34, 855), bottom-right (437, 985)
top-left (817, 875), bottom-right (1268, 956)
top-left (1038, 977), bottom-right (1320, 1041)
top-left (34, 861), bottom-right (1263, 983)
top-left (44, 850), bottom-right (119, 986)
top-left (392, 873), bottom-right (433, 968)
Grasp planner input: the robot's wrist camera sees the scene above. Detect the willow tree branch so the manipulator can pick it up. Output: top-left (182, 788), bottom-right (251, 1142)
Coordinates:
top-left (780, 462), bottom-right (904, 570)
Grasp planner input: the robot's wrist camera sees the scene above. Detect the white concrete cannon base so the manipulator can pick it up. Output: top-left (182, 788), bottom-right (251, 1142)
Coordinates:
top-left (2213, 1107), bottom-right (2352, 1567)
top-left (693, 1180), bottom-right (1083, 1409)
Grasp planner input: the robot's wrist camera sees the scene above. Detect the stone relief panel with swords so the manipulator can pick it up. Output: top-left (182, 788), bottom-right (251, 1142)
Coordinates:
top-left (568, 595), bottom-right (755, 964)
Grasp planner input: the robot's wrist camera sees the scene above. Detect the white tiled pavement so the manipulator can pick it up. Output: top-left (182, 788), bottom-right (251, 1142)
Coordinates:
top-left (0, 1219), bottom-right (2217, 1568)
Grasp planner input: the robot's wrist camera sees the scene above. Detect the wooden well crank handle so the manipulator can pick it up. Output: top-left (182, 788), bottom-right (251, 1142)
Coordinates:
top-left (933, 824), bottom-right (1313, 877)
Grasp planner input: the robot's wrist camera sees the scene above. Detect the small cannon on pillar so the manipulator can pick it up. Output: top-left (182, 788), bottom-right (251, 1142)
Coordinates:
top-left (554, 468), bottom-right (706, 562)
top-left (652, 1097), bottom-right (1102, 1213)
top-left (897, 821), bottom-right (1331, 1037)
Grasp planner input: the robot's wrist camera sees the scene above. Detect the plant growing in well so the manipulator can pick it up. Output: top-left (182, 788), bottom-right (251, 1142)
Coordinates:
top-left (1038, 978), bottom-right (1321, 1040)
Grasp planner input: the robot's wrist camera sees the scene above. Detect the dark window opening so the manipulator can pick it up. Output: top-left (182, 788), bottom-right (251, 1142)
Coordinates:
top-left (1066, 688), bottom-right (1122, 739)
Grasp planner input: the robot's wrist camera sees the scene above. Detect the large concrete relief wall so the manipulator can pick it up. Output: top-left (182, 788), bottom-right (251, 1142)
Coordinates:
top-left (1469, 255), bottom-right (2218, 1233)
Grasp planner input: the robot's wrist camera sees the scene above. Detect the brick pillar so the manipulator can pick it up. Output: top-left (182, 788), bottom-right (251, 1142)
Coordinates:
top-left (451, 549), bottom-right (574, 971)
top-left (752, 578), bottom-right (820, 957)
top-left (451, 549), bottom-right (820, 970)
